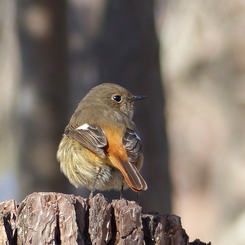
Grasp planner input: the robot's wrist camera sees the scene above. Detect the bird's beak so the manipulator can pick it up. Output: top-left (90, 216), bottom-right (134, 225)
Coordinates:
top-left (131, 95), bottom-right (146, 101)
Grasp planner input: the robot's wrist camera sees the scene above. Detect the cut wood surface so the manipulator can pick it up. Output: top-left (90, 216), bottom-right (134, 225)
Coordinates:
top-left (0, 192), bottom-right (210, 245)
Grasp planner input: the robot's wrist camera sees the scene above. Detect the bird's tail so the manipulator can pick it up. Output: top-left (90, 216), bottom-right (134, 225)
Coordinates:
top-left (109, 156), bottom-right (147, 192)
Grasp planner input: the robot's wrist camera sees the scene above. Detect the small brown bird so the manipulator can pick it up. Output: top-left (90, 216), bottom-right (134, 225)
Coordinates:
top-left (57, 83), bottom-right (147, 196)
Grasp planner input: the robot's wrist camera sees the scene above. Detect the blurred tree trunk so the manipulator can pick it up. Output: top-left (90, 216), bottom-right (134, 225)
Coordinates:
top-left (96, 0), bottom-right (171, 213)
top-left (68, 0), bottom-right (171, 213)
top-left (17, 0), bottom-right (69, 199)
top-left (0, 0), bottom-right (19, 202)
top-left (160, 0), bottom-right (245, 244)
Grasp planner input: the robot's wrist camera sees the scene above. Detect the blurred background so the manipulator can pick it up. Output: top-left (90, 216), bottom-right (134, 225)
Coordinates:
top-left (1, 0), bottom-right (245, 244)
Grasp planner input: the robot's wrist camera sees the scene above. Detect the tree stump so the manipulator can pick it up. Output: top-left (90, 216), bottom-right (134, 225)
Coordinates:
top-left (0, 192), bottom-right (210, 244)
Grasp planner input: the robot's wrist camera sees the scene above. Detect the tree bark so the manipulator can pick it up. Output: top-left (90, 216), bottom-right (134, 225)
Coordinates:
top-left (0, 192), bottom-right (210, 245)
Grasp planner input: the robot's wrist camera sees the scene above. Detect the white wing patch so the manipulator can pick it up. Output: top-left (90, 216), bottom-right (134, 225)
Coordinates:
top-left (77, 123), bottom-right (89, 130)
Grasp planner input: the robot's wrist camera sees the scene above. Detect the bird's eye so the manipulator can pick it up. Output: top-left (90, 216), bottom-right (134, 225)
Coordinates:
top-left (112, 95), bottom-right (122, 103)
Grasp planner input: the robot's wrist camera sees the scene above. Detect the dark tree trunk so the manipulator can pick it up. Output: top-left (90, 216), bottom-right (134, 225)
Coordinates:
top-left (95, 0), bottom-right (171, 213)
top-left (17, 0), bottom-right (69, 198)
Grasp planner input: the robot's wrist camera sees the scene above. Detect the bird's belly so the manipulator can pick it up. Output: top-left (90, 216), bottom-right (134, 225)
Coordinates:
top-left (57, 136), bottom-right (127, 191)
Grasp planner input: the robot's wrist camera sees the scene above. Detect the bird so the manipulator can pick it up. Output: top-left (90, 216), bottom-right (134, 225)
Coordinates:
top-left (57, 83), bottom-right (147, 197)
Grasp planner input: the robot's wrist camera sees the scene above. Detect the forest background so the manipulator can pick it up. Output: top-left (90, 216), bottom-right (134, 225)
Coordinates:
top-left (1, 1), bottom-right (245, 245)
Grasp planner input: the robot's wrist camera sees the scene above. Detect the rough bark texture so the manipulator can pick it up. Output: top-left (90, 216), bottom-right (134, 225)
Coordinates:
top-left (0, 192), bottom-right (210, 245)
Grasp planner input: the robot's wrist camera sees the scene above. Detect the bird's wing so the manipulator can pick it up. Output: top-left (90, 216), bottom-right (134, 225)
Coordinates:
top-left (112, 127), bottom-right (147, 191)
top-left (64, 123), bottom-right (107, 158)
top-left (122, 128), bottom-right (143, 162)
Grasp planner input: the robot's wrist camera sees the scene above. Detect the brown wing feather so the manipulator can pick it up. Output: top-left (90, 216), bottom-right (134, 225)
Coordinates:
top-left (122, 128), bottom-right (142, 162)
top-left (65, 124), bottom-right (107, 158)
top-left (113, 127), bottom-right (147, 191)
